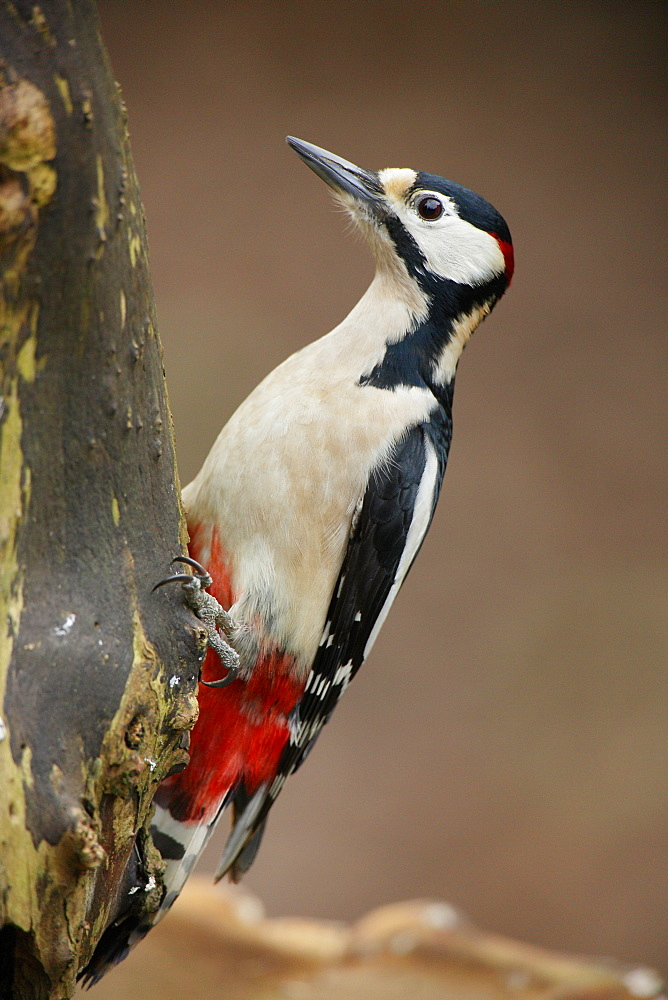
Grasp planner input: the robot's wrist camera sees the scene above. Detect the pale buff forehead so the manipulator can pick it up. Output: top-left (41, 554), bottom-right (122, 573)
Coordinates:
top-left (378, 167), bottom-right (418, 203)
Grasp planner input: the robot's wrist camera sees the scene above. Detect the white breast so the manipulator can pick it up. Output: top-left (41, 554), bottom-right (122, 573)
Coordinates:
top-left (183, 273), bottom-right (436, 668)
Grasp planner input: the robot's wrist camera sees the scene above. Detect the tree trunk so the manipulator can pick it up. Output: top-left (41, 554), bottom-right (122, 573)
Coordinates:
top-left (0, 2), bottom-right (204, 996)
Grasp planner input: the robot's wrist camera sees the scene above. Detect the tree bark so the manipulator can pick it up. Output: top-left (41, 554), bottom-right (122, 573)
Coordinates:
top-left (0, 2), bottom-right (204, 996)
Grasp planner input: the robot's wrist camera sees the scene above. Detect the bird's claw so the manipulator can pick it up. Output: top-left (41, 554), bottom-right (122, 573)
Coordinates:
top-left (154, 556), bottom-right (240, 688)
top-left (153, 555), bottom-right (213, 592)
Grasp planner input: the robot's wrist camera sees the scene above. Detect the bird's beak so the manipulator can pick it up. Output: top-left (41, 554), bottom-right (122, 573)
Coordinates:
top-left (287, 137), bottom-right (384, 214)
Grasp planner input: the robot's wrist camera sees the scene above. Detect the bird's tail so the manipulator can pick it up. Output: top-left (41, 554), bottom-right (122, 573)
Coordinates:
top-left (151, 798), bottom-right (227, 908)
top-left (78, 799), bottom-right (227, 986)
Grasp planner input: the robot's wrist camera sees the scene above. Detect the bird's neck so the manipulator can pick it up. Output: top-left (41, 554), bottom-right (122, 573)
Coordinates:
top-left (303, 256), bottom-right (500, 411)
top-left (306, 266), bottom-right (427, 379)
top-left (351, 262), bottom-right (496, 407)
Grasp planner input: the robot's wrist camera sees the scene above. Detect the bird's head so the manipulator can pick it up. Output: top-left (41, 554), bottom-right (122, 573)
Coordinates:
top-left (287, 136), bottom-right (513, 315)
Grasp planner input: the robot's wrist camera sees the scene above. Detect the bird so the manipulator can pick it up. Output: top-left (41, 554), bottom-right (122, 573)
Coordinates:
top-left (80, 136), bottom-right (513, 983)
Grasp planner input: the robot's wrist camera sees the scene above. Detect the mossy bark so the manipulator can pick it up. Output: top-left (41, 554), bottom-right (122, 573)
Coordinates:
top-left (0, 2), bottom-right (203, 996)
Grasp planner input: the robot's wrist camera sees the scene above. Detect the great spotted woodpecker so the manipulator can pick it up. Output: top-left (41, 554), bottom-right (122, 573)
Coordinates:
top-left (82, 137), bottom-right (513, 983)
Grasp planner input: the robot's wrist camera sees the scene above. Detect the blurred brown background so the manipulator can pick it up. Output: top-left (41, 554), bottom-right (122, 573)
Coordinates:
top-left (99, 0), bottom-right (667, 977)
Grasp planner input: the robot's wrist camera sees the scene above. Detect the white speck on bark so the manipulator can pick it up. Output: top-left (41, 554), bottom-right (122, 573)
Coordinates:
top-left (54, 613), bottom-right (76, 637)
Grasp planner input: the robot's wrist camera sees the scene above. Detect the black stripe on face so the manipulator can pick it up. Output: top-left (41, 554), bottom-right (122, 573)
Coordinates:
top-left (358, 288), bottom-right (500, 402)
top-left (383, 213), bottom-right (508, 304)
top-left (383, 213), bottom-right (430, 287)
top-left (360, 204), bottom-right (509, 398)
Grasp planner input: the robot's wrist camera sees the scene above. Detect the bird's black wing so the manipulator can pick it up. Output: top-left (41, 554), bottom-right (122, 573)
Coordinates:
top-left (219, 407), bottom-right (452, 880)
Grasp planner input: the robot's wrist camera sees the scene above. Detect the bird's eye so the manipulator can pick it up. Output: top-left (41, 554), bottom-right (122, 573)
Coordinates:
top-left (415, 195), bottom-right (444, 221)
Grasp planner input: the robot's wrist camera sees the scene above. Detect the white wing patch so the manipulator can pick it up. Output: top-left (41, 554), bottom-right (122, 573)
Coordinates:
top-left (363, 437), bottom-right (439, 660)
top-left (289, 715), bottom-right (325, 748)
top-left (332, 659), bottom-right (354, 692)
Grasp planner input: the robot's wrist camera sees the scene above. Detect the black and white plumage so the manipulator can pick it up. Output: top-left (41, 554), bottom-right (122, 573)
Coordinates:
top-left (80, 137), bottom-right (512, 983)
top-left (269, 410), bottom-right (450, 788)
top-left (209, 140), bottom-right (513, 869)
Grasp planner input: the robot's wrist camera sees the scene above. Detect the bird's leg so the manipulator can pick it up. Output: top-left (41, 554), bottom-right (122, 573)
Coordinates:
top-left (153, 556), bottom-right (240, 688)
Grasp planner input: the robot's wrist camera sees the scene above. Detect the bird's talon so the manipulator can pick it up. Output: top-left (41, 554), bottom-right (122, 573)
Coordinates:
top-left (171, 555), bottom-right (212, 585)
top-left (154, 555), bottom-right (240, 689)
top-left (171, 555), bottom-right (213, 589)
top-left (171, 555), bottom-right (206, 572)
top-left (152, 572), bottom-right (196, 591)
top-left (201, 663), bottom-right (239, 689)
top-left (152, 555), bottom-right (213, 593)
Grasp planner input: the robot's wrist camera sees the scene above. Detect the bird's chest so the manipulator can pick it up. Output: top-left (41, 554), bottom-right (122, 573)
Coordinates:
top-left (190, 377), bottom-right (435, 662)
top-left (225, 377), bottom-right (433, 522)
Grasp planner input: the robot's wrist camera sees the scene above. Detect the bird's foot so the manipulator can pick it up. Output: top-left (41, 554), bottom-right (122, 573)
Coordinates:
top-left (154, 556), bottom-right (240, 688)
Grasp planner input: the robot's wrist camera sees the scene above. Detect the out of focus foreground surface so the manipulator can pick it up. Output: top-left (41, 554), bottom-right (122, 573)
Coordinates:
top-left (86, 878), bottom-right (664, 1000)
top-left (98, 0), bottom-right (667, 976)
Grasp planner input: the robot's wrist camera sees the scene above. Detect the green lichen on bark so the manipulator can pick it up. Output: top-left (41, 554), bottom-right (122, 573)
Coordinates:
top-left (0, 3), bottom-right (202, 997)
top-left (0, 55), bottom-right (57, 989)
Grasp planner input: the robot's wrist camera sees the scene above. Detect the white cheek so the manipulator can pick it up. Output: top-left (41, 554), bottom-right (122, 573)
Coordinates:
top-left (403, 212), bottom-right (505, 286)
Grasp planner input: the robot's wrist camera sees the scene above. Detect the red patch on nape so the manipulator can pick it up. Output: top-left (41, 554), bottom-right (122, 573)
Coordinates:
top-left (492, 234), bottom-right (514, 286)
